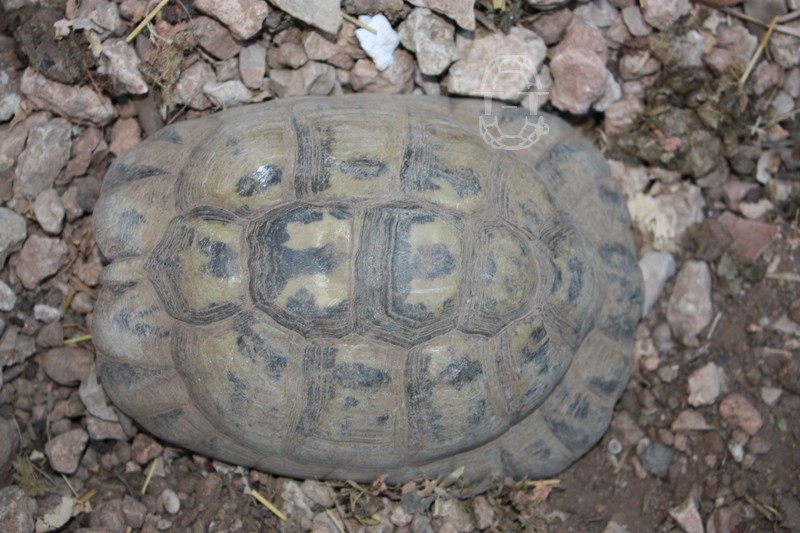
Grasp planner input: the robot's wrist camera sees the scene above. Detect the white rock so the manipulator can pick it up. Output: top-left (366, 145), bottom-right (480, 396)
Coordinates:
top-left (687, 362), bottom-right (725, 407)
top-left (666, 260), bottom-right (713, 346)
top-left (0, 280), bottom-right (15, 312)
top-left (627, 183), bottom-right (705, 252)
top-left (356, 15), bottom-right (400, 72)
top-left (34, 495), bottom-right (75, 532)
top-left (760, 387), bottom-right (782, 406)
top-left (638, 251), bottom-right (676, 317)
top-left (669, 496), bottom-right (704, 533)
top-left (161, 488), bottom-right (181, 514)
top-left (33, 304), bottom-right (61, 324)
top-left (32, 189), bottom-right (65, 235)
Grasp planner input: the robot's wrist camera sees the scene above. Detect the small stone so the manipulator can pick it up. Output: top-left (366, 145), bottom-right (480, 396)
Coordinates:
top-left (33, 304), bottom-right (60, 324)
top-left (390, 505), bottom-right (413, 526)
top-left (769, 20), bottom-right (800, 68)
top-left (41, 347), bottom-right (94, 386)
top-left (687, 362), bottom-right (725, 406)
top-left (727, 440), bottom-right (744, 462)
top-left (447, 26), bottom-right (546, 101)
top-left (86, 415), bottom-right (127, 440)
top-left (161, 488), bottom-right (181, 514)
top-left (70, 292), bottom-right (94, 314)
top-left (194, 0), bottom-right (269, 40)
top-left (194, 16), bottom-right (241, 60)
top-left (717, 212), bottom-right (779, 263)
top-left (20, 67), bottom-right (116, 126)
top-left (239, 44), bottom-right (267, 89)
top-left (270, 61), bottom-right (336, 97)
top-left (0, 486), bottom-right (37, 533)
top-left (301, 479), bottom-right (334, 508)
top-left (79, 365), bottom-right (119, 422)
top-left (14, 118), bottom-right (72, 199)
top-left (603, 521), bottom-right (631, 533)
top-left (621, 5), bottom-right (652, 36)
top-left (638, 251), bottom-right (676, 317)
top-left (356, 14), bottom-right (400, 72)
top-left (45, 428), bottom-right (89, 474)
top-left (529, 9), bottom-right (573, 45)
top-left (271, 0), bottom-right (341, 35)
top-left (109, 117), bottom-right (142, 156)
top-left (0, 416), bottom-right (19, 472)
top-left (16, 235), bottom-right (69, 290)
top-left (785, 67), bottom-right (800, 97)
top-left (399, 8), bottom-right (456, 76)
top-left (640, 0), bottom-right (691, 30)
top-left (280, 480), bottom-right (315, 530)
top-left (672, 409), bottom-right (713, 431)
top-left (639, 442), bottom-right (673, 477)
top-left (608, 438), bottom-right (623, 455)
top-left (0, 208), bottom-right (26, 267)
top-left (657, 364), bottom-right (679, 383)
top-left (121, 495), bottom-right (147, 529)
top-left (434, 499), bottom-right (474, 532)
top-left (612, 411), bottom-right (646, 447)
top-left (303, 30), bottom-right (355, 70)
top-left (719, 393), bottom-right (763, 436)
top-left (203, 80), bottom-right (252, 107)
top-left (175, 61), bottom-right (215, 110)
top-left (0, 280), bottom-right (15, 312)
top-left (131, 433), bottom-right (163, 465)
top-left (32, 189), bottom-right (65, 235)
top-left (604, 97), bottom-right (643, 135)
top-left (669, 496), bottom-right (703, 533)
top-left (619, 52), bottom-right (661, 81)
top-left (407, 0), bottom-right (475, 30)
top-left (268, 42), bottom-right (308, 69)
top-left (666, 261), bottom-right (713, 346)
top-left (760, 386), bottom-right (782, 406)
top-left (473, 495), bottom-right (494, 530)
top-left (76, 0), bottom-right (123, 34)
top-left (550, 45), bottom-right (608, 114)
top-left (98, 38), bottom-right (148, 95)
top-left (0, 69), bottom-right (21, 122)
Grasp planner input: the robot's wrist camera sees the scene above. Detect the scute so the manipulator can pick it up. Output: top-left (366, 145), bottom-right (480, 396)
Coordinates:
top-left (93, 95), bottom-right (643, 485)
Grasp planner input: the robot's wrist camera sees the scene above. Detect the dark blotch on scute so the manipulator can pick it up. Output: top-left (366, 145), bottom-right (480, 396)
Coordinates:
top-left (334, 362), bottom-right (391, 388)
top-left (338, 158), bottom-right (387, 180)
top-left (112, 308), bottom-right (156, 338)
top-left (198, 237), bottom-right (236, 278)
top-left (151, 125), bottom-right (182, 144)
top-left (466, 398), bottom-right (487, 426)
top-left (106, 163), bottom-right (168, 188)
top-left (236, 165), bottom-right (282, 197)
top-left (146, 408), bottom-right (184, 433)
top-left (286, 288), bottom-right (348, 320)
top-left (234, 318), bottom-right (288, 380)
top-left (567, 257), bottom-right (583, 303)
top-left (600, 242), bottom-right (638, 274)
top-left (435, 357), bottom-right (483, 391)
top-left (376, 414), bottom-right (389, 425)
top-left (344, 396), bottom-right (359, 408)
top-left (119, 209), bottom-right (145, 228)
top-left (416, 243), bottom-right (455, 280)
top-left (97, 358), bottom-right (167, 389)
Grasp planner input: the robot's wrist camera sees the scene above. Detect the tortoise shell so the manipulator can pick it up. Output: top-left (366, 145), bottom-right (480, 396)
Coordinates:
top-left (92, 95), bottom-right (642, 483)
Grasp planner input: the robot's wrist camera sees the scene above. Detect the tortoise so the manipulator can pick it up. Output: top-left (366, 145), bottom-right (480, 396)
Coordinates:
top-left (92, 95), bottom-right (642, 484)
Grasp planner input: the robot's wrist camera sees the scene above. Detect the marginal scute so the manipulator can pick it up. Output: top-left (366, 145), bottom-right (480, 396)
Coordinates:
top-left (146, 207), bottom-right (245, 325)
top-left (249, 204), bottom-right (354, 338)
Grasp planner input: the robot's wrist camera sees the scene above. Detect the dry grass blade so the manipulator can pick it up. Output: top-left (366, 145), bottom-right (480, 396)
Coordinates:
top-left (63, 334), bottom-right (93, 345)
top-left (126, 0), bottom-right (170, 43)
top-left (721, 7), bottom-right (800, 39)
top-left (739, 16), bottom-right (779, 88)
top-left (141, 457), bottom-right (159, 495)
top-left (251, 488), bottom-right (288, 521)
top-left (340, 11), bottom-right (377, 33)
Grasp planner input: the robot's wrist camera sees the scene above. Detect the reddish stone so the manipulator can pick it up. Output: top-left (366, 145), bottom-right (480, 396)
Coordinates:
top-left (717, 211), bottom-right (779, 262)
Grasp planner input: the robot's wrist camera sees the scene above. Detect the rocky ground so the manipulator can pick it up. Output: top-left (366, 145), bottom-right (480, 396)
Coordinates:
top-left (1, 0), bottom-right (799, 531)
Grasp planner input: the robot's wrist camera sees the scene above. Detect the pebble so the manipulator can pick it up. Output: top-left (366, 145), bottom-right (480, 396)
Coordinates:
top-left (161, 488), bottom-right (181, 514)
top-left (203, 80), bottom-right (253, 107)
top-left (0, 486), bottom-right (37, 533)
top-left (45, 428), bottom-right (89, 474)
top-left (239, 44), bottom-right (267, 89)
top-left (16, 235), bottom-right (69, 290)
top-left (717, 212), bottom-right (779, 263)
top-left (109, 117), bottom-right (142, 157)
top-left (769, 20), bottom-right (800, 68)
top-left (390, 505), bottom-right (413, 526)
top-left (687, 362), bottom-right (725, 406)
top-left (33, 304), bottom-right (60, 324)
top-left (529, 9), bottom-right (573, 45)
top-left (0, 69), bottom-right (21, 123)
top-left (269, 42), bottom-right (308, 69)
top-left (638, 251), bottom-right (676, 317)
top-left (0, 279), bottom-right (15, 312)
top-left (121, 495), bottom-right (147, 529)
top-left (640, 0), bottom-right (690, 30)
top-left (603, 521), bottom-right (631, 533)
top-left (270, 61), bottom-right (337, 97)
top-left (131, 433), bottom-right (164, 465)
top-left (604, 97), bottom-right (643, 135)
top-left (271, 0), bottom-right (341, 34)
top-left (356, 14), bottom-right (401, 72)
top-left (76, 0), bottom-right (123, 35)
top-left (86, 414), bottom-right (127, 440)
top-left (41, 347), bottom-right (94, 386)
top-left (194, 16), bottom-right (241, 61)
top-left (621, 5), bottom-right (652, 36)
top-left (20, 67), bottom-right (117, 126)
top-left (13, 118), bottom-right (72, 199)
top-left (727, 440), bottom-right (744, 462)
top-left (64, 126), bottom-right (103, 180)
top-left (97, 38), bottom-right (148, 95)
top-left (194, 0), bottom-right (269, 40)
top-left (719, 393), bottom-right (763, 436)
top-left (549, 28), bottom-right (610, 113)
top-left (473, 494), bottom-right (495, 529)
top-left (639, 442), bottom-right (673, 477)
top-left (669, 496), bottom-right (703, 533)
top-left (612, 411), bottom-right (646, 447)
top-left (71, 291), bottom-right (95, 314)
top-left (666, 261), bottom-right (713, 346)
top-left (32, 189), bottom-right (65, 235)
top-left (303, 28), bottom-right (358, 70)
top-left (399, 8), bottom-right (456, 76)
top-left (0, 415), bottom-right (19, 472)
top-left (175, 61), bottom-right (215, 110)
top-left (760, 386), bottom-right (782, 406)
top-left (407, 0), bottom-right (475, 31)
top-left (280, 480), bottom-right (315, 530)
top-left (447, 26), bottom-right (546, 101)
top-left (300, 479), bottom-right (334, 508)
top-left (672, 409), bottom-right (713, 432)
top-left (434, 499), bottom-right (474, 532)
